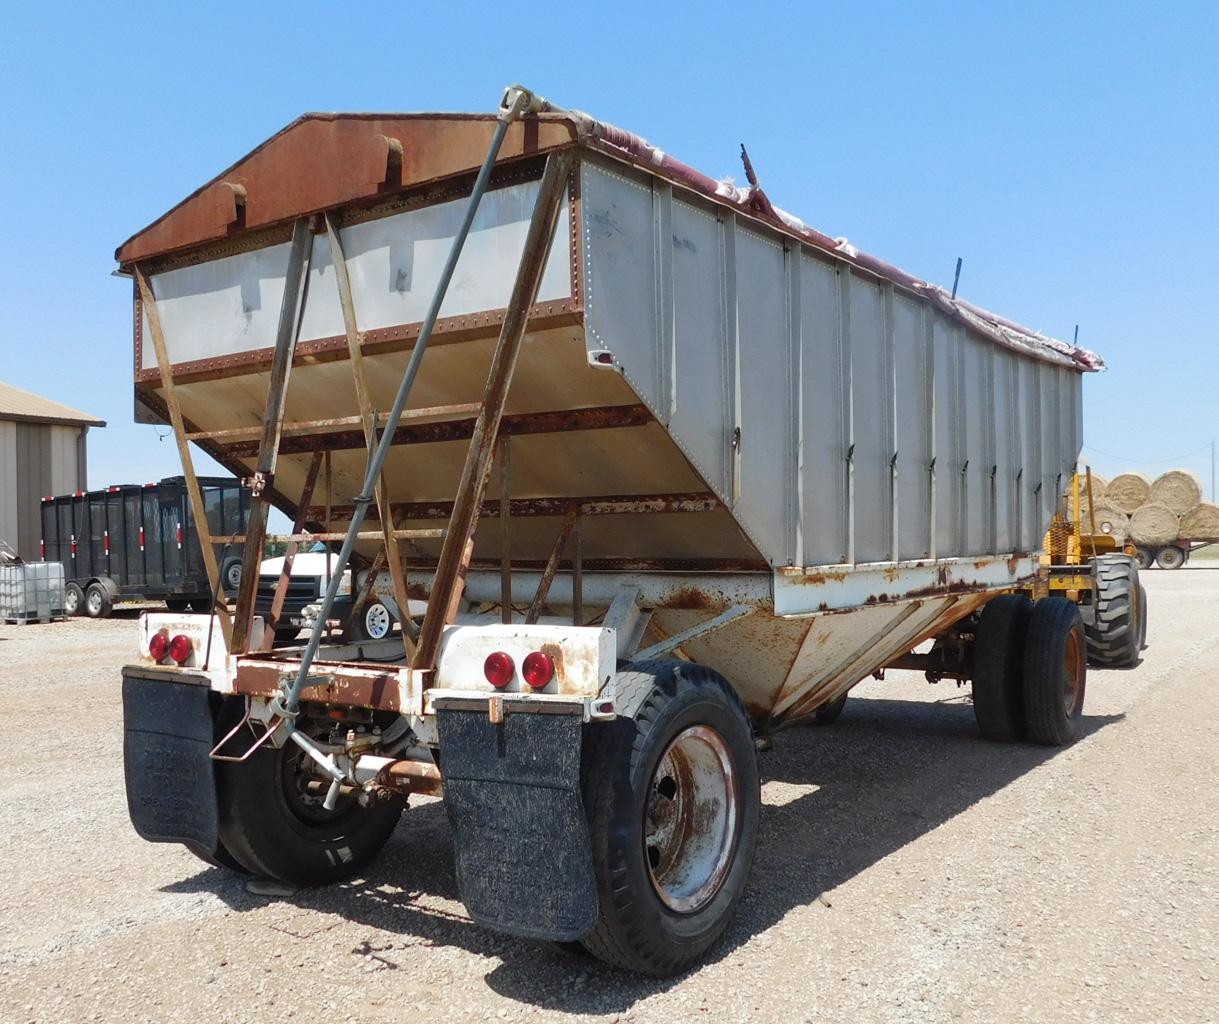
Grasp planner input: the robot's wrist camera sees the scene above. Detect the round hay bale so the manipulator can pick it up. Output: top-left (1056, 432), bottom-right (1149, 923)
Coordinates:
top-left (1068, 475), bottom-right (1108, 523)
top-left (1180, 502), bottom-right (1219, 541)
top-left (1089, 501), bottom-right (1129, 540)
top-left (1128, 502), bottom-right (1180, 546)
top-left (1081, 473), bottom-right (1107, 501)
top-left (1106, 472), bottom-right (1152, 513)
top-left (1150, 469), bottom-right (1203, 515)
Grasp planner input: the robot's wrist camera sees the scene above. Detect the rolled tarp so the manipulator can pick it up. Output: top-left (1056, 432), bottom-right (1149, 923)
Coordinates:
top-left (1149, 469), bottom-right (1204, 515)
top-left (1106, 471), bottom-right (1153, 513)
top-left (1128, 502), bottom-right (1181, 546)
top-left (1180, 502), bottom-right (1219, 541)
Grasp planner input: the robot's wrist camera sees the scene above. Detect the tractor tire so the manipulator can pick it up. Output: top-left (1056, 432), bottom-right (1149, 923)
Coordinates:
top-left (579, 660), bottom-right (760, 976)
top-left (1137, 583), bottom-right (1148, 651)
top-left (63, 582), bottom-right (85, 617)
top-left (1022, 598), bottom-right (1086, 747)
top-left (1085, 554), bottom-right (1141, 667)
top-left (84, 581), bottom-right (113, 619)
top-left (1155, 545), bottom-right (1186, 570)
top-left (215, 730), bottom-right (403, 886)
top-left (971, 594), bottom-right (1033, 742)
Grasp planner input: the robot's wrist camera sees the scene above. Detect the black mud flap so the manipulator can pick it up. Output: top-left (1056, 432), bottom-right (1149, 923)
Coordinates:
top-left (122, 671), bottom-right (222, 864)
top-left (436, 709), bottom-right (597, 942)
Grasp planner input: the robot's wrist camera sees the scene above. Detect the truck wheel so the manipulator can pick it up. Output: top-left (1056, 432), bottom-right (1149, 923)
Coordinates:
top-left (215, 731), bottom-right (403, 886)
top-left (1137, 584), bottom-right (1148, 650)
top-left (64, 582), bottom-right (84, 616)
top-left (1022, 598), bottom-right (1086, 747)
top-left (1085, 554), bottom-right (1140, 667)
top-left (84, 581), bottom-right (112, 618)
top-left (348, 600), bottom-right (394, 641)
top-left (971, 594), bottom-right (1032, 742)
top-left (804, 693), bottom-right (847, 726)
top-left (1133, 546), bottom-right (1154, 570)
top-left (1155, 545), bottom-right (1186, 570)
top-left (221, 556), bottom-right (243, 592)
top-left (579, 660), bottom-right (760, 976)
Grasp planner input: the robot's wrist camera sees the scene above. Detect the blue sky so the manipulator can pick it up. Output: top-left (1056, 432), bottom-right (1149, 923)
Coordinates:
top-left (1, 2), bottom-right (1216, 499)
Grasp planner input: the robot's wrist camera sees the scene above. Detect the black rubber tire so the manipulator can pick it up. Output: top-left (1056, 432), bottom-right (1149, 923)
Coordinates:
top-left (1155, 545), bottom-right (1186, 570)
top-left (1137, 583), bottom-right (1148, 651)
top-left (166, 597), bottom-right (191, 613)
top-left (220, 556), bottom-right (243, 593)
top-left (1085, 554), bottom-right (1140, 667)
top-left (215, 735), bottom-right (403, 886)
top-left (971, 594), bottom-right (1033, 742)
top-left (84, 581), bottom-right (112, 619)
top-left (187, 597), bottom-right (213, 613)
top-left (805, 693), bottom-right (847, 726)
top-left (346, 600), bottom-right (395, 642)
top-left (579, 660), bottom-right (760, 977)
top-left (1133, 546), bottom-right (1154, 571)
top-left (63, 582), bottom-right (85, 617)
top-left (1022, 598), bottom-right (1086, 747)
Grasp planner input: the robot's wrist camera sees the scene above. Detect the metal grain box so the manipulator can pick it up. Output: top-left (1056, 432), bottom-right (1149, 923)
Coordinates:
top-left (0, 561), bottom-right (65, 623)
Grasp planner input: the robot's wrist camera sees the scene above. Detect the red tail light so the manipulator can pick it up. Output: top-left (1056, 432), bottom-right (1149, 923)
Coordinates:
top-left (522, 651), bottom-right (555, 689)
top-left (483, 651), bottom-right (514, 688)
top-left (148, 633), bottom-right (169, 662)
top-left (169, 634), bottom-right (192, 665)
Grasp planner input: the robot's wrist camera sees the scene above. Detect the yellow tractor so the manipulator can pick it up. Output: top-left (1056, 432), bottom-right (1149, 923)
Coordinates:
top-left (1023, 468), bottom-right (1146, 667)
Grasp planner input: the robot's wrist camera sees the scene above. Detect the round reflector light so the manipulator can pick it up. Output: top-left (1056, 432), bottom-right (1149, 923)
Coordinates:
top-left (169, 634), bottom-right (192, 665)
top-left (483, 651), bottom-right (514, 688)
top-left (522, 651), bottom-right (555, 689)
top-left (148, 632), bottom-right (169, 662)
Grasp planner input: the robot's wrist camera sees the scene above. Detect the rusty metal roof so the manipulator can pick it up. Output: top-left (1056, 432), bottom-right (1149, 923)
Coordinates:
top-left (0, 380), bottom-right (105, 427)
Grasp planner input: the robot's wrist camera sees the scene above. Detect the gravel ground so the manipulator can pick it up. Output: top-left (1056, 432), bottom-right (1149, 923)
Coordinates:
top-left (1, 571), bottom-right (1216, 1024)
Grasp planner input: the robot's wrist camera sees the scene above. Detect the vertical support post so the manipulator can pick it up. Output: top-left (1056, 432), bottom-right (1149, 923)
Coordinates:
top-left (324, 213), bottom-right (415, 657)
top-left (414, 150), bottom-right (575, 672)
top-left (571, 513), bottom-right (583, 626)
top-left (231, 217), bottom-right (313, 652)
top-left (261, 449), bottom-right (324, 650)
top-left (133, 265), bottom-right (233, 642)
top-left (526, 504), bottom-right (578, 625)
top-left (498, 436), bottom-right (512, 624)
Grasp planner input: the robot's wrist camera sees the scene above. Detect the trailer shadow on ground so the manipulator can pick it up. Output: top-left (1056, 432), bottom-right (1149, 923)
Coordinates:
top-left (164, 694), bottom-right (1121, 1011)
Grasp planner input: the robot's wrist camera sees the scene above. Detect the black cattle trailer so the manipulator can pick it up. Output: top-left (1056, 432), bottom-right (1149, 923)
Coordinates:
top-left (40, 477), bottom-right (250, 617)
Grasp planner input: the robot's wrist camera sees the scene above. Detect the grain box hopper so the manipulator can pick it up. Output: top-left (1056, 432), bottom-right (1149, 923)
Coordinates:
top-left (116, 86), bottom-right (1104, 975)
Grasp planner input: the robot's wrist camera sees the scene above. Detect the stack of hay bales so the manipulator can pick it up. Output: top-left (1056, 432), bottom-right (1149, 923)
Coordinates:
top-left (1071, 469), bottom-right (1219, 547)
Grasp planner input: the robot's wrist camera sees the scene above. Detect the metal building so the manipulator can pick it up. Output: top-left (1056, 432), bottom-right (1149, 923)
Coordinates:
top-left (0, 381), bottom-right (105, 560)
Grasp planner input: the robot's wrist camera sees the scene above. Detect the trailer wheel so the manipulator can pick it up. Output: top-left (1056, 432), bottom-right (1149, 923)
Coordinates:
top-left (805, 693), bottom-right (848, 726)
top-left (1133, 546), bottom-right (1154, 570)
top-left (579, 660), bottom-right (760, 976)
top-left (1155, 545), bottom-right (1186, 570)
top-left (63, 582), bottom-right (84, 616)
top-left (84, 581), bottom-right (112, 618)
top-left (1085, 554), bottom-right (1141, 667)
top-left (971, 594), bottom-right (1032, 742)
top-left (221, 556), bottom-right (243, 592)
top-left (1022, 598), bottom-right (1086, 747)
top-left (215, 731), bottom-right (403, 886)
top-left (347, 600), bottom-right (394, 641)
top-left (1137, 583), bottom-right (1148, 650)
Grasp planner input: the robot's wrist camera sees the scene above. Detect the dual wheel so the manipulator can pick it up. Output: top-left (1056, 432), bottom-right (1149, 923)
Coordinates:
top-left (972, 595), bottom-right (1086, 746)
top-left (64, 581), bottom-right (112, 618)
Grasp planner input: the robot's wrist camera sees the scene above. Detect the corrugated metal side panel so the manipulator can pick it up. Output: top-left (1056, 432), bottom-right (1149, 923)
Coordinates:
top-left (14, 423), bottom-right (52, 560)
top-left (799, 254), bottom-right (847, 565)
top-left (580, 155), bottom-right (1085, 570)
top-left (0, 422), bottom-right (17, 551)
top-left (47, 425), bottom-right (81, 495)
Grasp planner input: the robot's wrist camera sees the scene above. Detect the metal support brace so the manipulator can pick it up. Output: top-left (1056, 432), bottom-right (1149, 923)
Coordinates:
top-left (633, 605), bottom-right (755, 662)
top-left (261, 449), bottom-right (324, 650)
top-left (279, 86), bottom-right (543, 722)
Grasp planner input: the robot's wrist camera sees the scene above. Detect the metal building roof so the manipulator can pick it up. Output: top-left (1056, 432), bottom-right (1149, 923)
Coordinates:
top-left (0, 380), bottom-right (106, 427)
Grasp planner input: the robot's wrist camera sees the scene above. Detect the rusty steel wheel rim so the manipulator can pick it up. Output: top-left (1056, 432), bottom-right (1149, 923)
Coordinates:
top-left (644, 725), bottom-right (738, 914)
top-left (1062, 628), bottom-right (1085, 716)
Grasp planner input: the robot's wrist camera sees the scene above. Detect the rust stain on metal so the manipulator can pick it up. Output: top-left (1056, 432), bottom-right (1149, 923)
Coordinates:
top-left (668, 586), bottom-right (712, 610)
top-left (234, 658), bottom-right (404, 713)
